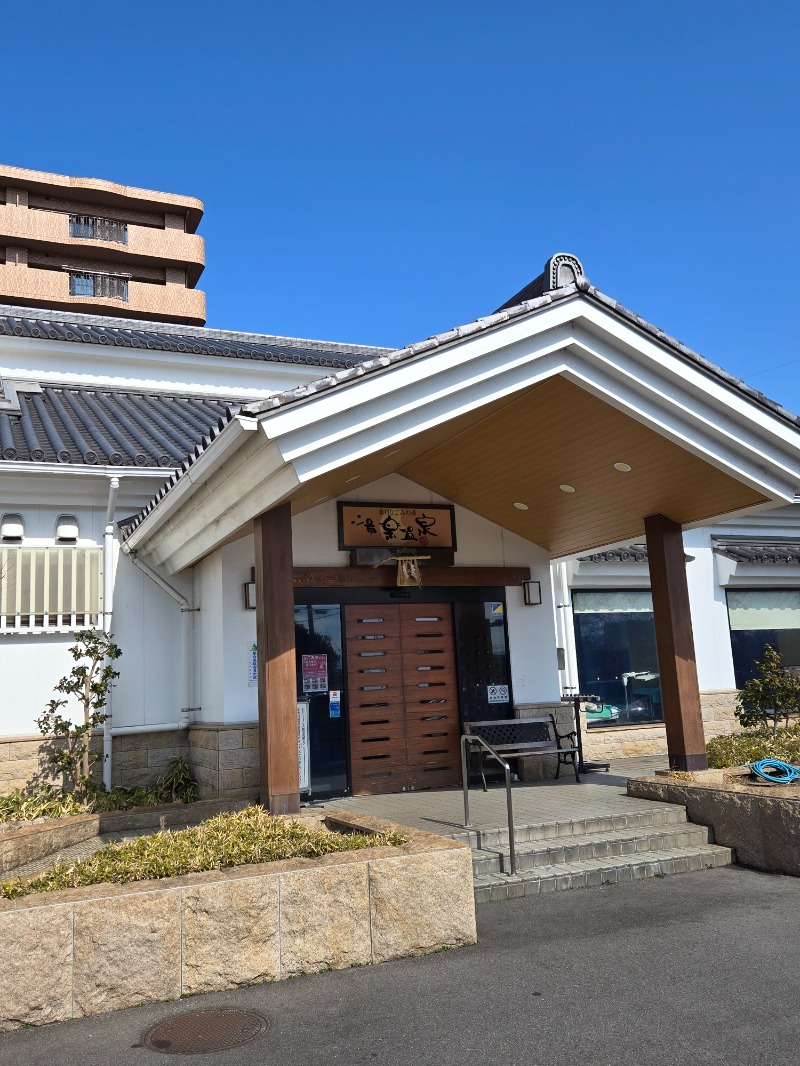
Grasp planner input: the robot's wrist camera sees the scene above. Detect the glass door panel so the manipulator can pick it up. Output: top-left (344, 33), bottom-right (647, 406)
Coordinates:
top-left (294, 604), bottom-right (348, 797)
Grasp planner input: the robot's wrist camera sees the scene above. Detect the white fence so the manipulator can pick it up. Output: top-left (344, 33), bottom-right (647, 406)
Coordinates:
top-left (0, 547), bottom-right (102, 633)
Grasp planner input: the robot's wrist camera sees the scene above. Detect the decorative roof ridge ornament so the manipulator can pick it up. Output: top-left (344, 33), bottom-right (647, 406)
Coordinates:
top-left (543, 253), bottom-right (589, 293)
top-left (493, 252), bottom-right (589, 312)
top-left (0, 376), bottom-right (20, 415)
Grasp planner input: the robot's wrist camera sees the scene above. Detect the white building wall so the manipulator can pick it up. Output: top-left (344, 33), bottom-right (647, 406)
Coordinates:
top-left (682, 528), bottom-right (737, 691)
top-left (0, 472), bottom-right (188, 738)
top-left (195, 551), bottom-right (225, 723)
top-left (220, 539), bottom-right (258, 724)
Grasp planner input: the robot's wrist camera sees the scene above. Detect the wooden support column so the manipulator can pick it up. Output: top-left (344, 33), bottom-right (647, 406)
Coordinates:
top-left (254, 502), bottom-right (301, 813)
top-left (644, 513), bottom-right (708, 771)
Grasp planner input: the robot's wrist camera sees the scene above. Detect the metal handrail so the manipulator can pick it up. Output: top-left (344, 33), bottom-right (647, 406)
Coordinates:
top-left (461, 733), bottom-right (516, 876)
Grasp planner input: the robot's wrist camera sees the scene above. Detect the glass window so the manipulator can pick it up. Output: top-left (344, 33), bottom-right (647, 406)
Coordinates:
top-left (69, 273), bottom-right (95, 297)
top-left (294, 604), bottom-right (348, 797)
top-left (726, 589), bottom-right (800, 687)
top-left (572, 590), bottom-right (663, 728)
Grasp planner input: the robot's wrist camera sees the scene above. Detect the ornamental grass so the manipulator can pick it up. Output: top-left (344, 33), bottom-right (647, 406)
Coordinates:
top-left (0, 759), bottom-right (198, 824)
top-left (0, 786), bottom-right (84, 823)
top-left (0, 806), bottom-right (407, 900)
top-left (706, 725), bottom-right (800, 769)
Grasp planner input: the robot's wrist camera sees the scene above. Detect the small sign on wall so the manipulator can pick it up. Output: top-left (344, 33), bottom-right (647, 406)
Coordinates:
top-left (302, 654), bottom-right (328, 693)
top-left (338, 501), bottom-right (457, 550)
top-left (248, 643), bottom-right (258, 687)
top-left (297, 701), bottom-right (310, 791)
top-left (487, 684), bottom-right (510, 704)
top-left (329, 690), bottom-right (341, 718)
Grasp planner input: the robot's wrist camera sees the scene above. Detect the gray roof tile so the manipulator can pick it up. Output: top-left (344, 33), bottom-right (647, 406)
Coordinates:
top-left (0, 384), bottom-right (237, 467)
top-left (0, 304), bottom-right (393, 368)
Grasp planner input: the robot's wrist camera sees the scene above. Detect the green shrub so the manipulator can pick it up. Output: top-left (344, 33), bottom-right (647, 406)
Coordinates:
top-left (36, 629), bottom-right (122, 794)
top-left (0, 807), bottom-right (407, 899)
top-left (706, 725), bottom-right (800, 768)
top-left (735, 646), bottom-right (800, 735)
top-left (88, 757), bottom-right (199, 811)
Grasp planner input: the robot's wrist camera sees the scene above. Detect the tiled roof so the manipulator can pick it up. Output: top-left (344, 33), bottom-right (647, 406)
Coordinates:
top-left (121, 273), bottom-right (800, 543)
top-left (0, 383), bottom-right (238, 467)
top-left (239, 285), bottom-right (800, 433)
top-left (0, 304), bottom-right (393, 369)
top-left (713, 540), bottom-right (800, 564)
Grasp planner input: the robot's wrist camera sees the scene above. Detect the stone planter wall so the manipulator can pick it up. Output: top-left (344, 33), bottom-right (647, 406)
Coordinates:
top-left (0, 811), bottom-right (476, 1033)
top-left (628, 774), bottom-right (800, 876)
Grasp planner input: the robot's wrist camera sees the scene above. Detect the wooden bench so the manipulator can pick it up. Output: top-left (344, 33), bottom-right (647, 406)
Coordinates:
top-left (464, 714), bottom-right (581, 789)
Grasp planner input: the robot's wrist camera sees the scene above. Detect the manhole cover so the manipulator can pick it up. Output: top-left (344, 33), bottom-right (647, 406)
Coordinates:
top-left (143, 1008), bottom-right (268, 1055)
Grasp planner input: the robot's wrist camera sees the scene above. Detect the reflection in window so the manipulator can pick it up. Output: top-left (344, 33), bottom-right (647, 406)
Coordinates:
top-left (572, 590), bottom-right (663, 728)
top-left (294, 604), bottom-right (347, 797)
top-left (453, 600), bottom-right (511, 722)
top-left (727, 589), bottom-right (800, 687)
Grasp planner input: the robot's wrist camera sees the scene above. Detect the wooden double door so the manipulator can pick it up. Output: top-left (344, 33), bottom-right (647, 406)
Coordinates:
top-left (345, 603), bottom-right (462, 795)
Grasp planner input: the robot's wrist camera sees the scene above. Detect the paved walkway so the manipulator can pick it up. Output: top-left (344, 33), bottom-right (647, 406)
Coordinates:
top-left (322, 756), bottom-right (670, 836)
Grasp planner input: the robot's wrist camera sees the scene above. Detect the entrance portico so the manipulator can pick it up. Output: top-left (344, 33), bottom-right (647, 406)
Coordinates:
top-left (123, 255), bottom-right (800, 811)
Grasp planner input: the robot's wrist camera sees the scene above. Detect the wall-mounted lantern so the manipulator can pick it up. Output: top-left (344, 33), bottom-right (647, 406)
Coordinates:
top-left (522, 579), bottom-right (542, 606)
top-left (244, 567), bottom-right (257, 610)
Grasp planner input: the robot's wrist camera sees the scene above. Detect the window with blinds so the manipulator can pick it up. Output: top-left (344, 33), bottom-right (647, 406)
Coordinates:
top-left (0, 547), bottom-right (102, 633)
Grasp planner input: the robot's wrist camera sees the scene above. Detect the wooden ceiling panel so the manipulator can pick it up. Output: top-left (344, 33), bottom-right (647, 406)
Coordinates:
top-left (289, 374), bottom-right (767, 557)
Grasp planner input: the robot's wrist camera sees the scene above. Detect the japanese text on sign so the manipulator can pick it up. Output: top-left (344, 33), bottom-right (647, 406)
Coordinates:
top-left (302, 654), bottom-right (328, 693)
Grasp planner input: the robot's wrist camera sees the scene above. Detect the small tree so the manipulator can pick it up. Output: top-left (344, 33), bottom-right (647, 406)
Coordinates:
top-left (36, 629), bottom-right (122, 795)
top-left (735, 645), bottom-right (800, 736)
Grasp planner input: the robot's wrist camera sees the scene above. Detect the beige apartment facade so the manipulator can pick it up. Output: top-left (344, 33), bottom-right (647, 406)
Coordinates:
top-left (0, 165), bottom-right (205, 324)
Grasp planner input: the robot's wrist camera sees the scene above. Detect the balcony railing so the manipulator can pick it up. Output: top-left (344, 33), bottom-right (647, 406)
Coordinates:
top-left (68, 272), bottom-right (129, 301)
top-left (69, 214), bottom-right (128, 245)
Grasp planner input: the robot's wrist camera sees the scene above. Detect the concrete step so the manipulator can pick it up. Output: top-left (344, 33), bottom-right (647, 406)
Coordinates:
top-left (450, 803), bottom-right (689, 852)
top-left (471, 823), bottom-right (713, 877)
top-left (472, 843), bottom-right (735, 904)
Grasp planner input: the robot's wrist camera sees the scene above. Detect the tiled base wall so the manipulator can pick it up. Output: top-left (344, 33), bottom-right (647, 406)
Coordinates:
top-left (188, 724), bottom-right (260, 801)
top-left (2, 694), bottom-right (741, 795)
top-left (515, 692), bottom-right (741, 768)
top-left (581, 690), bottom-right (740, 761)
top-left (0, 731), bottom-right (189, 793)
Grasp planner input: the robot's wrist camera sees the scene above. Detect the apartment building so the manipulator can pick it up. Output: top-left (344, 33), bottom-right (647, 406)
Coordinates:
top-left (0, 165), bottom-right (205, 325)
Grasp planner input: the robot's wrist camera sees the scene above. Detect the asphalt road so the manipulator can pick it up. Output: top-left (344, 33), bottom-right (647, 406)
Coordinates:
top-left (3, 866), bottom-right (799, 1066)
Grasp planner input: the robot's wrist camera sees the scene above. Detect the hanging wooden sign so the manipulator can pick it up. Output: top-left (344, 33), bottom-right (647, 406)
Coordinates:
top-left (338, 502), bottom-right (457, 551)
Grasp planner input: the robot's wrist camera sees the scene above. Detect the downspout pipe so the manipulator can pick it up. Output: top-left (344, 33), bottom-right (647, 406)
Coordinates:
top-left (102, 477), bottom-right (120, 791)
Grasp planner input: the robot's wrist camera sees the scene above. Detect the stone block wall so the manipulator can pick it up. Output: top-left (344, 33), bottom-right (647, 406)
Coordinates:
top-left (515, 692), bottom-right (741, 766)
top-left (0, 730), bottom-right (189, 793)
top-left (0, 737), bottom-right (54, 792)
top-left (189, 724), bottom-right (260, 801)
top-left (109, 730), bottom-right (189, 790)
top-left (699, 690), bottom-right (739, 738)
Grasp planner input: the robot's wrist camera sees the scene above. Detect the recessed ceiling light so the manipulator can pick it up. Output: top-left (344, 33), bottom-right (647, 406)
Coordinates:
top-left (614, 462), bottom-right (632, 472)
top-left (513, 502), bottom-right (529, 511)
top-left (314, 496), bottom-right (329, 504)
top-left (344, 475), bottom-right (360, 483)
top-left (383, 450), bottom-right (399, 459)
top-left (559, 484), bottom-right (576, 493)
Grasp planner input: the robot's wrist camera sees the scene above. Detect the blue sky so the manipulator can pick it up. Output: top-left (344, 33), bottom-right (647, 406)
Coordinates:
top-left (4, 2), bottom-right (799, 407)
